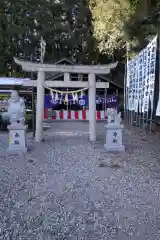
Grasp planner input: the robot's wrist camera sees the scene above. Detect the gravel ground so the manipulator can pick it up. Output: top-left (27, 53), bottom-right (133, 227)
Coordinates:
top-left (0, 121), bottom-right (160, 239)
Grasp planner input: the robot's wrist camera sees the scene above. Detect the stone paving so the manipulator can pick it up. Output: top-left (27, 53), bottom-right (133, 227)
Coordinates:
top-left (0, 122), bottom-right (160, 239)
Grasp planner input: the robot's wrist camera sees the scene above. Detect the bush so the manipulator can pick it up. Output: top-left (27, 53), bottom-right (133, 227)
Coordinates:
top-left (25, 112), bottom-right (36, 130)
top-left (0, 114), bottom-right (9, 131)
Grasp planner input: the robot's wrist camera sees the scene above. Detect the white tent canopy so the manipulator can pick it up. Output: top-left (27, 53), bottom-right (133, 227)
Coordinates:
top-left (0, 77), bottom-right (31, 85)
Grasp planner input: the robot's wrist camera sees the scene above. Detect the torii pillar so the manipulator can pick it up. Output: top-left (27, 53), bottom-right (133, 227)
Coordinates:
top-left (35, 70), bottom-right (45, 142)
top-left (89, 73), bottom-right (96, 141)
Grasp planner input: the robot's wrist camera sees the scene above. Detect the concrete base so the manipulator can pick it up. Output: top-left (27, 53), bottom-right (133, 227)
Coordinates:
top-left (7, 123), bottom-right (27, 155)
top-left (6, 147), bottom-right (27, 159)
top-left (6, 147), bottom-right (27, 155)
top-left (104, 144), bottom-right (125, 152)
top-left (7, 123), bottom-right (27, 130)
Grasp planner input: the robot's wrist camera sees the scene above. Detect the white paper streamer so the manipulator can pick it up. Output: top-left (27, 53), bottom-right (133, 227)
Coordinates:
top-left (50, 90), bottom-right (54, 100)
top-left (71, 93), bottom-right (75, 103)
top-left (64, 94), bottom-right (68, 102)
top-left (55, 92), bottom-right (59, 101)
top-left (74, 93), bottom-right (78, 102)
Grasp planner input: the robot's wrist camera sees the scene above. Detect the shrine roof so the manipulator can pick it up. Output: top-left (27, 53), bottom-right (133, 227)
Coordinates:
top-left (45, 58), bottom-right (124, 89)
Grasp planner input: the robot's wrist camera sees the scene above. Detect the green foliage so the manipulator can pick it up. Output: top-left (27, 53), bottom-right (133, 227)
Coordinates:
top-left (0, 0), bottom-right (42, 74)
top-left (124, 0), bottom-right (159, 53)
top-left (91, 0), bottom-right (160, 56)
top-left (2, 0), bottom-right (158, 72)
top-left (0, 0), bottom-right (99, 76)
top-left (90, 0), bottom-right (133, 55)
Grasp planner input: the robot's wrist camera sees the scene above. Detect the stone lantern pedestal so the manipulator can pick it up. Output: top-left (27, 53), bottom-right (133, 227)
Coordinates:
top-left (7, 121), bottom-right (27, 155)
top-left (104, 112), bottom-right (125, 152)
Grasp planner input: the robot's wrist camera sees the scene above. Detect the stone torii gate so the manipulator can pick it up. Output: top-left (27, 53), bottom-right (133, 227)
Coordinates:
top-left (14, 58), bottom-right (117, 142)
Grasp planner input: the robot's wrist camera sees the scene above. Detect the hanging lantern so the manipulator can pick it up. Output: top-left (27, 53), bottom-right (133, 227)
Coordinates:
top-left (55, 92), bottom-right (59, 101)
top-left (74, 92), bottom-right (78, 102)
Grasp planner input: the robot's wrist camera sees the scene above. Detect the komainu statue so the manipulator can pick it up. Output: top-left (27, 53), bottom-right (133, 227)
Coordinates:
top-left (2, 90), bottom-right (25, 124)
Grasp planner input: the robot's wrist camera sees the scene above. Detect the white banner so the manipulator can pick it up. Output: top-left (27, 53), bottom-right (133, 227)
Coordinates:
top-left (156, 97), bottom-right (160, 116)
top-left (126, 35), bottom-right (157, 114)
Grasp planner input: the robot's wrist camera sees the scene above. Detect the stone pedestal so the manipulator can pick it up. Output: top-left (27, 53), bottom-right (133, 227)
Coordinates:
top-left (104, 113), bottom-right (125, 152)
top-left (7, 123), bottom-right (27, 155)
